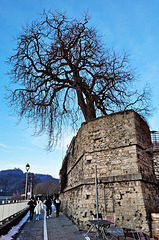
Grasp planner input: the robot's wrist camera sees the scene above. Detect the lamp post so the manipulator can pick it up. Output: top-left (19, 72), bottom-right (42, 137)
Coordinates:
top-left (25, 163), bottom-right (30, 200)
top-left (30, 177), bottom-right (32, 198)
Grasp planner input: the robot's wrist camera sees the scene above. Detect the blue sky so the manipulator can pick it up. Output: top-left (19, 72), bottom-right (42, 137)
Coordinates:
top-left (0, 0), bottom-right (159, 178)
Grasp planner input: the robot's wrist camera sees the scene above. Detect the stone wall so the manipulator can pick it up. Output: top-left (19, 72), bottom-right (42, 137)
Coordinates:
top-left (60, 110), bottom-right (159, 235)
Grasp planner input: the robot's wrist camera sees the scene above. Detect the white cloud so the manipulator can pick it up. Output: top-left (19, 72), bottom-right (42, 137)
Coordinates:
top-left (0, 143), bottom-right (8, 148)
top-left (14, 146), bottom-right (35, 151)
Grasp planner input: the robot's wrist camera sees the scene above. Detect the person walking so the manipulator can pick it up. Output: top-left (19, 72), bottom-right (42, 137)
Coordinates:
top-left (27, 197), bottom-right (36, 221)
top-left (45, 196), bottom-right (52, 218)
top-left (54, 195), bottom-right (61, 217)
top-left (35, 197), bottom-right (43, 220)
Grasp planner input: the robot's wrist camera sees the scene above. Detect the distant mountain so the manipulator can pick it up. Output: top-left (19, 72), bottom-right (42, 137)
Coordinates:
top-left (34, 173), bottom-right (59, 183)
top-left (0, 168), bottom-right (59, 196)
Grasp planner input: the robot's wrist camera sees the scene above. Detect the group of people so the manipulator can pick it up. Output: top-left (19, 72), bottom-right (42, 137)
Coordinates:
top-left (27, 194), bottom-right (61, 221)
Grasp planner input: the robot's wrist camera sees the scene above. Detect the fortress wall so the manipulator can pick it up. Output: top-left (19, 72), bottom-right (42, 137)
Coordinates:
top-left (60, 110), bottom-right (159, 234)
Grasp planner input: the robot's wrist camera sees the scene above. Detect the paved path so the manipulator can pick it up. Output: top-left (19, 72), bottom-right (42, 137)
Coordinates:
top-left (14, 209), bottom-right (87, 240)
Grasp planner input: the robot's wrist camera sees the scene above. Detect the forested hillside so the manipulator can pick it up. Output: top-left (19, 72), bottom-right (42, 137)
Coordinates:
top-left (0, 168), bottom-right (59, 196)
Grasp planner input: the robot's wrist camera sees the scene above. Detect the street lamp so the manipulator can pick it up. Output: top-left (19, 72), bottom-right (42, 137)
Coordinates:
top-left (25, 163), bottom-right (30, 200)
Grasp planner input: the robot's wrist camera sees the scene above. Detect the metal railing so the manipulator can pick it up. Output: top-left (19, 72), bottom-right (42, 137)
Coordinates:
top-left (0, 200), bottom-right (29, 224)
top-left (151, 131), bottom-right (159, 146)
top-left (0, 199), bottom-right (19, 204)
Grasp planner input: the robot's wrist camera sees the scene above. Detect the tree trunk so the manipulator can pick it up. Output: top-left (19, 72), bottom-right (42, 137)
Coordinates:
top-left (86, 97), bottom-right (96, 121)
top-left (76, 89), bottom-right (96, 121)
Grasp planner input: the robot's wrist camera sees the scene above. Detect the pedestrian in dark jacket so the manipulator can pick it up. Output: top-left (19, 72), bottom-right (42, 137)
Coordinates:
top-left (45, 196), bottom-right (52, 218)
top-left (27, 197), bottom-right (36, 221)
top-left (54, 196), bottom-right (61, 217)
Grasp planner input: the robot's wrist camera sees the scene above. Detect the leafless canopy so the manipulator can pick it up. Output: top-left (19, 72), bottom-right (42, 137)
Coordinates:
top-left (6, 10), bottom-right (151, 149)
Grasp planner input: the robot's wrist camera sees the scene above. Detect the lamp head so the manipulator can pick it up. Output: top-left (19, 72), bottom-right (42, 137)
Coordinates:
top-left (26, 163), bottom-right (30, 172)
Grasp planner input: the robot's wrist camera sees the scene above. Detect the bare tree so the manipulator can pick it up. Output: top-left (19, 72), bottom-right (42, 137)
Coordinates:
top-left (33, 179), bottom-right (60, 197)
top-left (6, 10), bottom-right (151, 149)
top-left (19, 172), bottom-right (40, 193)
